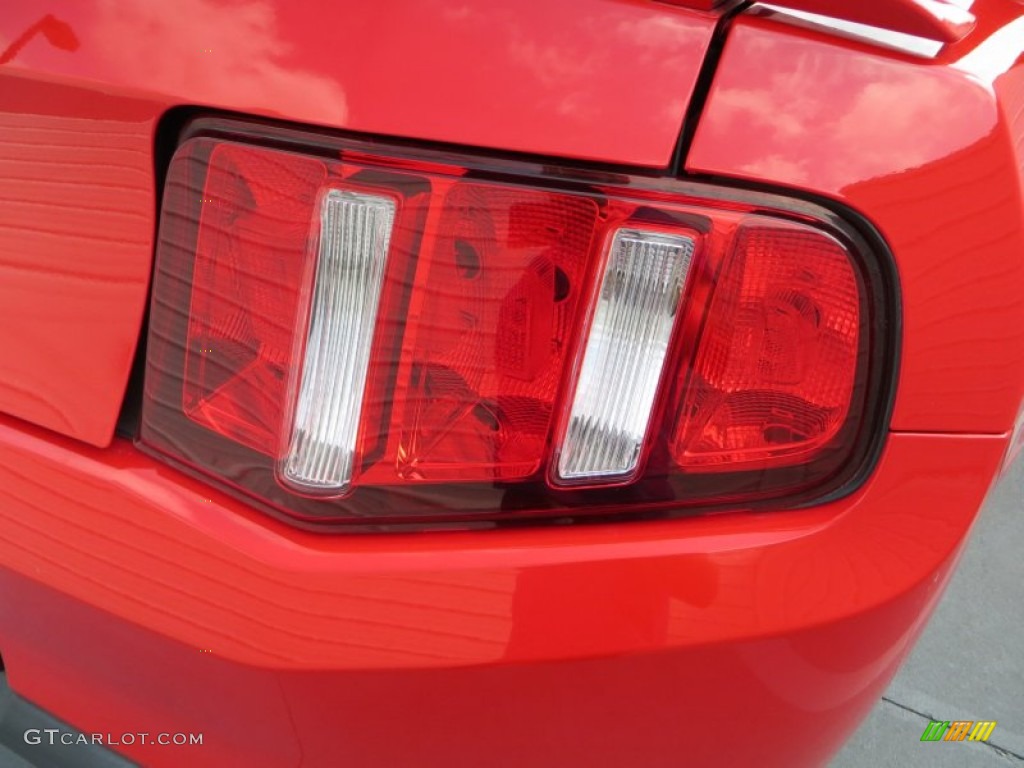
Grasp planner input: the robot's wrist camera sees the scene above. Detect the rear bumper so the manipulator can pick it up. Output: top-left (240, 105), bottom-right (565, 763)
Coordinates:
top-left (0, 414), bottom-right (1009, 767)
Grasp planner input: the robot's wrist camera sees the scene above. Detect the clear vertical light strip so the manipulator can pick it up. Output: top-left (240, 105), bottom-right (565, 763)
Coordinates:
top-left (280, 189), bottom-right (396, 493)
top-left (555, 228), bottom-right (696, 484)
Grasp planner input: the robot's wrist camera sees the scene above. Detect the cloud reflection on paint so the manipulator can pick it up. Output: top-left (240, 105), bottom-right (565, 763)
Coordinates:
top-left (90, 0), bottom-right (347, 123)
top-left (703, 42), bottom-right (994, 190)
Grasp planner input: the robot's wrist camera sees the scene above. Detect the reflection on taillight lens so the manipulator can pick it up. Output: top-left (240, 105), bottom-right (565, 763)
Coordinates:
top-left (140, 132), bottom-right (886, 527)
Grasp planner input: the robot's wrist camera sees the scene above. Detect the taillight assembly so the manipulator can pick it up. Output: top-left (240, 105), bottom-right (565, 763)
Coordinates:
top-left (140, 120), bottom-right (895, 529)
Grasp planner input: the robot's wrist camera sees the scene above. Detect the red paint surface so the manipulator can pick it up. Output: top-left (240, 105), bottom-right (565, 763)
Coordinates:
top-left (1, 0), bottom-right (716, 166)
top-left (0, 0), bottom-right (1021, 765)
top-left (0, 411), bottom-right (1009, 765)
top-left (0, 0), bottom-right (716, 446)
top-left (0, 75), bottom-right (159, 444)
top-left (688, 0), bottom-right (1024, 434)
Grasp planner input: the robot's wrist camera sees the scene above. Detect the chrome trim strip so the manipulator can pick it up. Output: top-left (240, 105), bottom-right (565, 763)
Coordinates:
top-left (751, 4), bottom-right (945, 59)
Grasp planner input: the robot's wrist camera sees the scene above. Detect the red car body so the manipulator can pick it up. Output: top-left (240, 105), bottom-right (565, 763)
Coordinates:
top-left (0, 1), bottom-right (1022, 766)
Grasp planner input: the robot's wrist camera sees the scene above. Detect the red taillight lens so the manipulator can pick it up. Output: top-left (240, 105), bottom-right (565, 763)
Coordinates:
top-left (670, 224), bottom-right (860, 471)
top-left (394, 184), bottom-right (598, 483)
top-left (182, 144), bottom-right (323, 454)
top-left (140, 126), bottom-right (891, 528)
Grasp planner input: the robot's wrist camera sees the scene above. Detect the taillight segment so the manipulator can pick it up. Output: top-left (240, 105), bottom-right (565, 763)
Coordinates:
top-left (554, 228), bottom-right (697, 486)
top-left (141, 127), bottom-right (891, 527)
top-left (396, 183), bottom-right (599, 485)
top-left (280, 188), bottom-right (396, 494)
top-left (670, 225), bottom-right (861, 472)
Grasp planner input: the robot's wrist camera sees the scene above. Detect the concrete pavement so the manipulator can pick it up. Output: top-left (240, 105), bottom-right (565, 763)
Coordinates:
top-left (832, 452), bottom-right (1024, 766)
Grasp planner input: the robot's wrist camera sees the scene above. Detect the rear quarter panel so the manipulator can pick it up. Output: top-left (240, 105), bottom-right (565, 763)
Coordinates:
top-left (687, 0), bottom-right (1024, 434)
